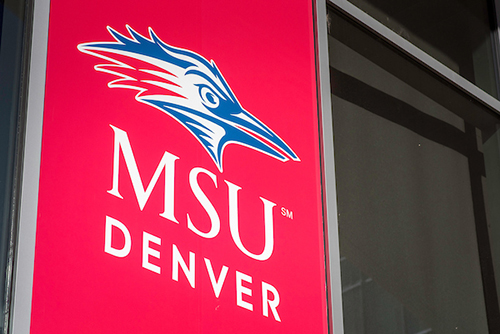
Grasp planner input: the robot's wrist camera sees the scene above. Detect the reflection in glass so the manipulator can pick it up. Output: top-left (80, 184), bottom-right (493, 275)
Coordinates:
top-left (344, 0), bottom-right (499, 98)
top-left (0, 0), bottom-right (28, 331)
top-left (329, 8), bottom-right (500, 333)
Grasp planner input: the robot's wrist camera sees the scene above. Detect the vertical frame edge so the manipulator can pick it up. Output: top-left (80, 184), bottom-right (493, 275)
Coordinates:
top-left (10, 0), bottom-right (51, 333)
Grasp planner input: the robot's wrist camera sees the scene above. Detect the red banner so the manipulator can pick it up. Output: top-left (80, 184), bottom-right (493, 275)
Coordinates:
top-left (30, 0), bottom-right (329, 333)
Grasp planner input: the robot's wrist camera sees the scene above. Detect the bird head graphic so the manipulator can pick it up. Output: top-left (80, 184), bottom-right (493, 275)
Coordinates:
top-left (78, 26), bottom-right (299, 172)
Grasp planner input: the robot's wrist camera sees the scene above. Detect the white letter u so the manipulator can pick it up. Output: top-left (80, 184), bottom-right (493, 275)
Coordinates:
top-left (225, 181), bottom-right (276, 261)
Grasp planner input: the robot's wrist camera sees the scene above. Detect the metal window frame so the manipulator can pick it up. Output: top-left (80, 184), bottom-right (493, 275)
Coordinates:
top-left (328, 0), bottom-right (500, 117)
top-left (315, 1), bottom-right (344, 334)
top-left (10, 0), bottom-right (50, 333)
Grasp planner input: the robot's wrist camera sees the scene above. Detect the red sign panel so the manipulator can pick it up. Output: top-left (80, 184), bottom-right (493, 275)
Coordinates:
top-left (30, 0), bottom-right (329, 333)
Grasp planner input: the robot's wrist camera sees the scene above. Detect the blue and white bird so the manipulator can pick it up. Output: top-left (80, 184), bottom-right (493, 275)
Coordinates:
top-left (78, 26), bottom-right (299, 172)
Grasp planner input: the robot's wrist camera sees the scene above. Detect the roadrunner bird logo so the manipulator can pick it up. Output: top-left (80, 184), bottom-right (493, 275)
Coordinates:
top-left (78, 26), bottom-right (299, 172)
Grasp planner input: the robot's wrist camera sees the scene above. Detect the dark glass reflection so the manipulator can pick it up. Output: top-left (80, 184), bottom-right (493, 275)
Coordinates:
top-left (345, 0), bottom-right (499, 98)
top-left (0, 0), bottom-right (28, 330)
top-left (329, 8), bottom-right (500, 333)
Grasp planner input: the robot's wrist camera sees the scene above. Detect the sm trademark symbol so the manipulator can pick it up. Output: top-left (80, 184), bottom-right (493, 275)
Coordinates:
top-left (280, 207), bottom-right (294, 220)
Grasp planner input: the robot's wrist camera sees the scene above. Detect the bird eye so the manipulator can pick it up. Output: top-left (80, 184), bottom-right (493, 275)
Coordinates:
top-left (200, 86), bottom-right (219, 109)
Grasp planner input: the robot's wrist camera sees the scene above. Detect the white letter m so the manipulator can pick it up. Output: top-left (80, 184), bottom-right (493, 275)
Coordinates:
top-left (107, 125), bottom-right (179, 223)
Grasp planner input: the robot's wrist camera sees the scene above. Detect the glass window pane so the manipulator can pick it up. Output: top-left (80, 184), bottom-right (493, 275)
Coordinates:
top-left (343, 0), bottom-right (499, 98)
top-left (0, 0), bottom-right (28, 330)
top-left (329, 8), bottom-right (500, 333)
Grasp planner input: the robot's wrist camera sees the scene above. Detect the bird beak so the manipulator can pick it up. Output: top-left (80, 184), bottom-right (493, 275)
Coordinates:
top-left (230, 110), bottom-right (300, 162)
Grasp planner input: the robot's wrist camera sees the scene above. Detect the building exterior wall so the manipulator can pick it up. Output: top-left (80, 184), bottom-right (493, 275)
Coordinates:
top-left (1, 0), bottom-right (500, 333)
